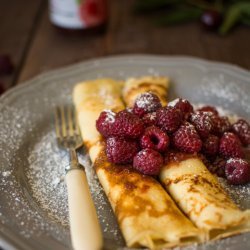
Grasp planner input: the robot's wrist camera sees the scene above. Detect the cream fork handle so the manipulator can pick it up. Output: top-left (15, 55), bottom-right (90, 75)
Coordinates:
top-left (66, 169), bottom-right (103, 250)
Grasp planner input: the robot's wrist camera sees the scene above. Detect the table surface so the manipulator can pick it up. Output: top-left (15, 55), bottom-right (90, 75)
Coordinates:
top-left (0, 0), bottom-right (250, 90)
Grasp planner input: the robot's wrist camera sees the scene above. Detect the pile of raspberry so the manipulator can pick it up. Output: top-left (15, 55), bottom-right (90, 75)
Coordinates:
top-left (96, 92), bottom-right (250, 185)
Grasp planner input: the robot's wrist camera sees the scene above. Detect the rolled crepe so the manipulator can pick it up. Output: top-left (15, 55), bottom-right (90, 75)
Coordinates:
top-left (122, 78), bottom-right (250, 241)
top-left (160, 155), bottom-right (250, 240)
top-left (73, 78), bottom-right (203, 249)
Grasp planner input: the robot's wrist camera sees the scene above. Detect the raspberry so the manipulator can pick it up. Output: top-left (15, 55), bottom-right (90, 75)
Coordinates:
top-left (172, 122), bottom-right (202, 153)
top-left (140, 126), bottom-right (169, 152)
top-left (225, 158), bottom-right (250, 185)
top-left (202, 134), bottom-right (219, 157)
top-left (219, 132), bottom-right (244, 159)
top-left (113, 110), bottom-right (144, 138)
top-left (190, 111), bottom-right (213, 138)
top-left (168, 98), bottom-right (193, 120)
top-left (198, 105), bottom-right (218, 116)
top-left (96, 110), bottom-right (116, 137)
top-left (156, 106), bottom-right (182, 133)
top-left (106, 137), bottom-right (139, 164)
top-left (232, 119), bottom-right (250, 146)
top-left (133, 92), bottom-right (162, 117)
top-left (133, 149), bottom-right (163, 175)
top-left (211, 115), bottom-right (231, 136)
top-left (142, 112), bottom-right (157, 127)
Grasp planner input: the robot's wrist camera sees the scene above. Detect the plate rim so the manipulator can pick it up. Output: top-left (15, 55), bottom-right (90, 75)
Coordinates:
top-left (1, 54), bottom-right (249, 105)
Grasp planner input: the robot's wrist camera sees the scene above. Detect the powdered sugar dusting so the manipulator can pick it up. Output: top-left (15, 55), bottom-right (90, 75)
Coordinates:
top-left (2, 170), bottom-right (12, 177)
top-left (135, 92), bottom-right (160, 112)
top-left (103, 109), bottom-right (116, 123)
top-left (219, 178), bottom-right (250, 209)
top-left (227, 158), bottom-right (246, 164)
top-left (200, 75), bottom-right (250, 113)
top-left (26, 131), bottom-right (69, 226)
top-left (0, 104), bottom-right (69, 243)
top-left (168, 98), bottom-right (181, 107)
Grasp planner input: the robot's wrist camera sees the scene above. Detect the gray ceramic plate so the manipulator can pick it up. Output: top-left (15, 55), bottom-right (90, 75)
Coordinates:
top-left (0, 55), bottom-right (249, 250)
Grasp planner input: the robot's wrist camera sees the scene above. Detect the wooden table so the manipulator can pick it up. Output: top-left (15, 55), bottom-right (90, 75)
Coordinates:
top-left (1, 0), bottom-right (250, 90)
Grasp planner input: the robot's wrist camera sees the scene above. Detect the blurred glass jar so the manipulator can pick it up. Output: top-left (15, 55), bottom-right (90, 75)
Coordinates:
top-left (49, 0), bottom-right (107, 32)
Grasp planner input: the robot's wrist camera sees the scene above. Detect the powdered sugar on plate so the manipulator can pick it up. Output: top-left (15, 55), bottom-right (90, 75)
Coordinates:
top-left (199, 74), bottom-right (250, 114)
top-left (26, 131), bottom-right (69, 226)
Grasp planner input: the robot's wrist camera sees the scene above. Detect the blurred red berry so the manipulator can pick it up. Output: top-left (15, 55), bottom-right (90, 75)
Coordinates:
top-left (0, 82), bottom-right (5, 95)
top-left (0, 54), bottom-right (14, 75)
top-left (201, 10), bottom-right (222, 30)
top-left (79, 0), bottom-right (107, 27)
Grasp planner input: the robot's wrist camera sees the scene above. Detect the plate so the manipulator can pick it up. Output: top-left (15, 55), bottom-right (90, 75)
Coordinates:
top-left (0, 55), bottom-right (250, 250)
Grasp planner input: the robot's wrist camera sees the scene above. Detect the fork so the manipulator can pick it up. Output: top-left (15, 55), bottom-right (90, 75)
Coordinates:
top-left (54, 106), bottom-right (103, 250)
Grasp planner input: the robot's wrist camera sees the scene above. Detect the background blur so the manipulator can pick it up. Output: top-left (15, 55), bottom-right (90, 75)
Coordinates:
top-left (0, 0), bottom-right (250, 92)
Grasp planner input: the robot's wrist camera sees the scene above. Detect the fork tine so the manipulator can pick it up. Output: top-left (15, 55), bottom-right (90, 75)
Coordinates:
top-left (55, 105), bottom-right (82, 149)
top-left (55, 107), bottom-right (62, 141)
top-left (60, 106), bottom-right (67, 138)
top-left (67, 106), bottom-right (75, 137)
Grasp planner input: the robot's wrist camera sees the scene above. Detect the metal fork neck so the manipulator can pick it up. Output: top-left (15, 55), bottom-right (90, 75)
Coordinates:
top-left (65, 149), bottom-right (84, 173)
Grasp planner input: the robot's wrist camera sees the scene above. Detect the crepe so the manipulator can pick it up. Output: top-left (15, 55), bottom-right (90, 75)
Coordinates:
top-left (73, 78), bottom-right (203, 249)
top-left (122, 77), bottom-right (250, 241)
top-left (160, 156), bottom-right (250, 240)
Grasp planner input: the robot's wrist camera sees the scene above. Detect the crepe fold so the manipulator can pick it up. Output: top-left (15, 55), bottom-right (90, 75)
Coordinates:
top-left (73, 78), bottom-right (202, 249)
top-left (122, 77), bottom-right (250, 241)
